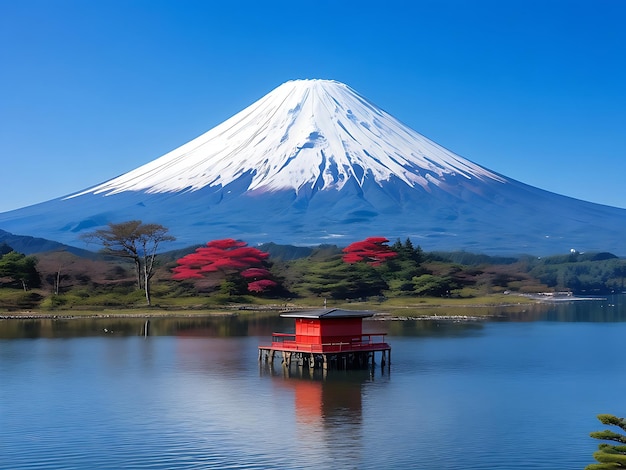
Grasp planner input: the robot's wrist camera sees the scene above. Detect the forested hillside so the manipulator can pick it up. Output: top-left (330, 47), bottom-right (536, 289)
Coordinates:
top-left (1, 238), bottom-right (624, 312)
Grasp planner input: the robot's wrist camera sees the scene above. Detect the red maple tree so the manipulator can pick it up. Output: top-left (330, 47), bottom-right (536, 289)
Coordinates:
top-left (342, 237), bottom-right (398, 266)
top-left (172, 239), bottom-right (277, 293)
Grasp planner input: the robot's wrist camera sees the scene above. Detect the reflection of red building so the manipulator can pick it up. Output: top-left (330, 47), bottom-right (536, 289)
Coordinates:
top-left (264, 367), bottom-right (369, 462)
top-left (259, 309), bottom-right (390, 370)
top-left (290, 378), bottom-right (324, 425)
top-left (273, 372), bottom-right (364, 427)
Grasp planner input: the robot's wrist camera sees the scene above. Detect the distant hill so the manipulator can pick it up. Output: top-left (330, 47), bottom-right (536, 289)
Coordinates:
top-left (258, 242), bottom-right (314, 260)
top-left (0, 229), bottom-right (96, 257)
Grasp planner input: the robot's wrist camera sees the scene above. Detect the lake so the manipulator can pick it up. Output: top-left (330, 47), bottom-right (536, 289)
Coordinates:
top-left (1, 297), bottom-right (626, 469)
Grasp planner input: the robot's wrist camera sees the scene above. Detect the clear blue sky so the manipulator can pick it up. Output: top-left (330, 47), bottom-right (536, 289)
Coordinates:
top-left (1, 0), bottom-right (625, 213)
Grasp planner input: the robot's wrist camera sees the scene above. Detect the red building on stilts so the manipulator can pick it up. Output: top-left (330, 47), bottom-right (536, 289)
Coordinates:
top-left (259, 308), bottom-right (390, 370)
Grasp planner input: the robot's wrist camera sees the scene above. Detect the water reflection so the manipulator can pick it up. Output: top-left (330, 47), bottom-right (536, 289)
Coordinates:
top-left (2, 295), bottom-right (626, 340)
top-left (380, 318), bottom-right (486, 337)
top-left (0, 314), bottom-right (491, 341)
top-left (541, 295), bottom-right (626, 322)
top-left (260, 364), bottom-right (385, 466)
top-left (2, 300), bottom-right (626, 469)
top-left (0, 314), bottom-right (292, 339)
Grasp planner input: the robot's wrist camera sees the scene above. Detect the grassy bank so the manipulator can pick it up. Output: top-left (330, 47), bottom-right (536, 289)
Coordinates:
top-left (0, 291), bottom-right (543, 319)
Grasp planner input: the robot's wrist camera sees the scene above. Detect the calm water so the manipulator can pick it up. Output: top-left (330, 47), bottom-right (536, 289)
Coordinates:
top-left (1, 298), bottom-right (626, 469)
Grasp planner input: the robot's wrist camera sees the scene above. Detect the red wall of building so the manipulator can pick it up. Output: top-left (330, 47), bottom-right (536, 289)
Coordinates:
top-left (295, 319), bottom-right (321, 344)
top-left (320, 318), bottom-right (362, 338)
top-left (295, 318), bottom-right (363, 345)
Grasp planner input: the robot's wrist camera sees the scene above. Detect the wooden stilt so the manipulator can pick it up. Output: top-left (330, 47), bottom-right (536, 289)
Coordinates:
top-left (286, 352), bottom-right (292, 368)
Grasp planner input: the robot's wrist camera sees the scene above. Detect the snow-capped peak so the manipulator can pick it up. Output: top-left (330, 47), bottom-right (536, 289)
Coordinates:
top-left (69, 79), bottom-right (504, 198)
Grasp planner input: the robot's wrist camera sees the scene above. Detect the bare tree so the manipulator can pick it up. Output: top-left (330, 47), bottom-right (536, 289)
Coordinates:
top-left (82, 220), bottom-right (175, 305)
top-left (137, 223), bottom-right (175, 305)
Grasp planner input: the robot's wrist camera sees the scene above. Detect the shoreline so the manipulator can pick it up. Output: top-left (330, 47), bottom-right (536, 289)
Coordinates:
top-left (0, 310), bottom-right (241, 320)
top-left (0, 293), bottom-right (609, 321)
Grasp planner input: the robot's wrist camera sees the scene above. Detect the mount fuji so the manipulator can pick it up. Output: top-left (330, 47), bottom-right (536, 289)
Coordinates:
top-left (1, 79), bottom-right (625, 255)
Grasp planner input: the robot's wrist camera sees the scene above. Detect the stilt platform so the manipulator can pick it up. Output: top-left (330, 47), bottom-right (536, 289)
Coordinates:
top-left (258, 341), bottom-right (390, 371)
top-left (258, 308), bottom-right (391, 371)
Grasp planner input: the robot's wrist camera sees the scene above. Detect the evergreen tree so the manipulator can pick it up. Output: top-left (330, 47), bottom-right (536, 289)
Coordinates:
top-left (0, 251), bottom-right (40, 291)
top-left (586, 414), bottom-right (626, 469)
top-left (412, 274), bottom-right (455, 297)
top-left (295, 255), bottom-right (387, 299)
top-left (382, 238), bottom-right (426, 296)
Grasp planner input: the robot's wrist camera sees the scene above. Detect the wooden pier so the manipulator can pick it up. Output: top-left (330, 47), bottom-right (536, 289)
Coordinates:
top-left (258, 308), bottom-right (391, 371)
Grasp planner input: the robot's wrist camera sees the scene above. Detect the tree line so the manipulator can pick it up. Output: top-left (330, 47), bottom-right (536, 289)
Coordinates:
top-left (2, 221), bottom-right (626, 306)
